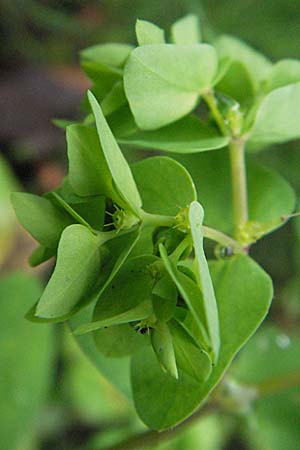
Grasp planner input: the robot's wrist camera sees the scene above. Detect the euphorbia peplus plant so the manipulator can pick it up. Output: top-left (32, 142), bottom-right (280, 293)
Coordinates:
top-left (12, 14), bottom-right (299, 432)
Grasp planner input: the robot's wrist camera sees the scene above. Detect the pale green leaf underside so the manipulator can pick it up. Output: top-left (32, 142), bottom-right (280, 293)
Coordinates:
top-left (118, 115), bottom-right (230, 153)
top-left (80, 43), bottom-right (133, 67)
top-left (250, 82), bottom-right (300, 144)
top-left (171, 14), bottom-right (201, 44)
top-left (188, 201), bottom-right (220, 361)
top-left (136, 19), bottom-right (165, 46)
top-left (11, 192), bottom-right (73, 249)
top-left (265, 59), bottom-right (300, 92)
top-left (88, 91), bottom-right (142, 212)
top-left (67, 124), bottom-right (114, 199)
top-left (36, 225), bottom-right (102, 319)
top-left (124, 44), bottom-right (218, 130)
top-left (131, 255), bottom-right (273, 430)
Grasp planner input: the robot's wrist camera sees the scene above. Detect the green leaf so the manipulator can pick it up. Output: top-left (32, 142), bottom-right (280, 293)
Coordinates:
top-left (118, 115), bottom-right (230, 153)
top-left (215, 61), bottom-right (255, 105)
top-left (74, 255), bottom-right (156, 334)
top-left (94, 323), bottom-right (150, 358)
top-left (81, 43), bottom-right (133, 67)
top-left (80, 228), bottom-right (141, 312)
top-left (265, 59), bottom-right (300, 92)
top-left (152, 275), bottom-right (177, 322)
top-left (124, 44), bottom-right (218, 129)
top-left (214, 35), bottom-right (272, 90)
top-left (100, 81), bottom-right (127, 116)
top-left (80, 43), bottom-right (133, 113)
top-left (35, 225), bottom-right (102, 320)
top-left (52, 118), bottom-right (75, 129)
top-left (0, 273), bottom-right (54, 450)
top-left (69, 305), bottom-right (132, 398)
top-left (174, 151), bottom-right (295, 235)
top-left (11, 192), bottom-right (74, 249)
top-left (171, 14), bottom-right (201, 44)
top-left (81, 62), bottom-right (122, 99)
top-left (62, 331), bottom-right (130, 423)
top-left (88, 91), bottom-right (142, 212)
top-left (159, 244), bottom-right (209, 349)
top-left (55, 177), bottom-right (106, 230)
top-left (188, 201), bottom-right (220, 361)
top-left (131, 254), bottom-right (273, 430)
top-left (131, 345), bottom-right (208, 431)
top-left (132, 156), bottom-right (196, 216)
top-left (232, 326), bottom-right (300, 450)
top-left (136, 19), bottom-right (165, 46)
top-left (67, 124), bottom-right (117, 200)
top-left (47, 191), bottom-right (95, 232)
top-left (248, 162), bottom-right (296, 222)
top-left (151, 321), bottom-right (178, 379)
top-left (29, 245), bottom-right (55, 267)
top-left (0, 155), bottom-right (19, 265)
top-left (249, 82), bottom-right (300, 144)
top-left (170, 320), bottom-right (212, 383)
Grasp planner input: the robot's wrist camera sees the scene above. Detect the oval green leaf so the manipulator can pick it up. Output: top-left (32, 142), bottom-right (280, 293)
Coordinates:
top-left (131, 254), bottom-right (273, 430)
top-left (88, 91), bottom-right (142, 213)
top-left (132, 156), bottom-right (196, 216)
top-left (36, 225), bottom-right (102, 320)
top-left (124, 43), bottom-right (218, 130)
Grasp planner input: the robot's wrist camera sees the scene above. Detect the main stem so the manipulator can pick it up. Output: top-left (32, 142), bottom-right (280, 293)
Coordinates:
top-left (229, 138), bottom-right (248, 239)
top-left (203, 91), bottom-right (249, 242)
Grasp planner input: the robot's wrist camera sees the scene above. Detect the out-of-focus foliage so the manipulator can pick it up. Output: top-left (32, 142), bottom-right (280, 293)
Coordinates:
top-left (0, 155), bottom-right (19, 266)
top-left (0, 273), bottom-right (54, 450)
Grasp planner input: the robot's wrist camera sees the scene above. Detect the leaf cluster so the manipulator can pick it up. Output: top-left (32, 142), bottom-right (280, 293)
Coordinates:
top-left (12, 14), bottom-right (299, 430)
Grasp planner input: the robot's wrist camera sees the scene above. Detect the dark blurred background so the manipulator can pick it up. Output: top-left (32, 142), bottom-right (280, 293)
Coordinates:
top-left (2, 0), bottom-right (300, 192)
top-left (1, 1), bottom-right (300, 449)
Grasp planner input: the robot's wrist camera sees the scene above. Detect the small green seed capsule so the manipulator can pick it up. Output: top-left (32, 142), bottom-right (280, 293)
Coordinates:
top-left (214, 244), bottom-right (234, 260)
top-left (112, 205), bottom-right (139, 230)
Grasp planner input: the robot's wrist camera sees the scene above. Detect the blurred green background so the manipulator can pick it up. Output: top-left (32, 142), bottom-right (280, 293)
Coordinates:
top-left (1, 1), bottom-right (300, 449)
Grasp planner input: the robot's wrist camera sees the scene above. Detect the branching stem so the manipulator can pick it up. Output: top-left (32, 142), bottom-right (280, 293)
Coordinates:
top-left (203, 91), bottom-right (229, 136)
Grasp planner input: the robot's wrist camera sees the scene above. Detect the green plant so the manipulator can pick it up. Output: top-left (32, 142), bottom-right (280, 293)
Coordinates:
top-left (12, 13), bottom-right (300, 441)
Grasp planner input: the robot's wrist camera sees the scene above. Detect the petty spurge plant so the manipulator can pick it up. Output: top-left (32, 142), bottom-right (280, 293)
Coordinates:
top-left (12, 14), bottom-right (300, 435)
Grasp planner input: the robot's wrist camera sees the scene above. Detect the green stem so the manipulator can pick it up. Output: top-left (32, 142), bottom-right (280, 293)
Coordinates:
top-left (141, 210), bottom-right (244, 253)
top-left (203, 91), bottom-right (229, 136)
top-left (203, 226), bottom-right (245, 253)
top-left (229, 138), bottom-right (248, 240)
top-left (140, 210), bottom-right (176, 228)
top-left (103, 402), bottom-right (217, 450)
